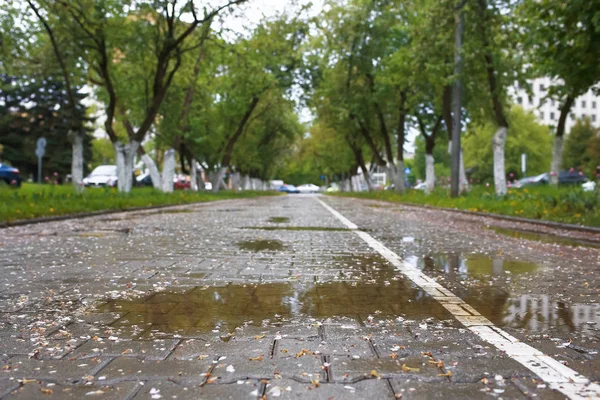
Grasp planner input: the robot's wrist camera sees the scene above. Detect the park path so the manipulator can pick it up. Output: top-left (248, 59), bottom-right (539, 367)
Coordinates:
top-left (0, 194), bottom-right (598, 399)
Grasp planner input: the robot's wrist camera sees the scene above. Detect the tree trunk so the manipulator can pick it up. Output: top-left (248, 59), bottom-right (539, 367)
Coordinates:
top-left (550, 95), bottom-right (575, 184)
top-left (190, 158), bottom-right (198, 191)
top-left (356, 149), bottom-right (373, 192)
top-left (141, 153), bottom-right (163, 190)
top-left (114, 141), bottom-right (139, 193)
top-left (492, 127), bottom-right (508, 195)
top-left (425, 154), bottom-right (435, 194)
top-left (447, 141), bottom-right (469, 193)
top-left (243, 175), bottom-right (251, 190)
top-left (394, 162), bottom-right (405, 194)
top-left (71, 133), bottom-right (84, 193)
top-left (161, 149), bottom-right (176, 193)
top-left (211, 167), bottom-right (227, 193)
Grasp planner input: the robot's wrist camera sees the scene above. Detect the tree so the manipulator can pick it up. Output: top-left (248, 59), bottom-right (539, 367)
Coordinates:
top-left (0, 75), bottom-right (92, 181)
top-left (562, 118), bottom-right (599, 178)
top-left (520, 0), bottom-right (600, 185)
top-left (45, 0), bottom-right (247, 192)
top-left (463, 106), bottom-right (551, 184)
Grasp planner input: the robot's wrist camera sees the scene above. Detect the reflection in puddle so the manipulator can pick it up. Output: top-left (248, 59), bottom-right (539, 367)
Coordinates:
top-left (242, 226), bottom-right (351, 232)
top-left (237, 240), bottom-right (284, 252)
top-left (99, 280), bottom-right (449, 333)
top-left (408, 253), bottom-right (598, 335)
top-left (469, 294), bottom-right (600, 336)
top-left (408, 253), bottom-right (538, 278)
top-left (489, 226), bottom-right (600, 248)
top-left (268, 217), bottom-right (290, 223)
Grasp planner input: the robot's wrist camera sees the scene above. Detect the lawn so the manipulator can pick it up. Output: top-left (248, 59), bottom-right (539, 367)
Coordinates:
top-left (0, 184), bottom-right (279, 224)
top-left (329, 185), bottom-right (600, 227)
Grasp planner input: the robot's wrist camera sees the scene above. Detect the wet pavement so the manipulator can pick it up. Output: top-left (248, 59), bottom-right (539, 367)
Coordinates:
top-left (0, 194), bottom-right (598, 399)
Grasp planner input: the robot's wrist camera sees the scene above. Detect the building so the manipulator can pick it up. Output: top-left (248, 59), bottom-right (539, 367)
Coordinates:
top-left (512, 77), bottom-right (600, 133)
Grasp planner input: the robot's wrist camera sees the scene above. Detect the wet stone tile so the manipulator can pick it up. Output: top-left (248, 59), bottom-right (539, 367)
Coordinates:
top-left (130, 379), bottom-right (262, 400)
top-left (2, 356), bottom-right (110, 384)
top-left (97, 357), bottom-right (213, 384)
top-left (73, 339), bottom-right (178, 360)
top-left (3, 381), bottom-right (139, 399)
top-left (265, 378), bottom-right (396, 399)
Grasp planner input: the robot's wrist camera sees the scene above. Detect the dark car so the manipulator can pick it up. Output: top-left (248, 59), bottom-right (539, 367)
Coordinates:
top-left (0, 163), bottom-right (22, 187)
top-left (279, 184), bottom-right (299, 193)
top-left (558, 170), bottom-right (588, 185)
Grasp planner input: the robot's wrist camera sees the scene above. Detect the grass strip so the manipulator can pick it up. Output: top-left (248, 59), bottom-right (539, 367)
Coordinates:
top-left (328, 186), bottom-right (600, 227)
top-left (0, 183), bottom-right (279, 223)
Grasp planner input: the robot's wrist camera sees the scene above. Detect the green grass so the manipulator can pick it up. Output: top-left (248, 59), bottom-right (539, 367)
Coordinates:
top-left (329, 185), bottom-right (600, 227)
top-left (0, 183), bottom-right (280, 223)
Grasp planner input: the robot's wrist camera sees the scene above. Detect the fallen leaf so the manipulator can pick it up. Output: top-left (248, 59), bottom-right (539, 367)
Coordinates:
top-left (41, 388), bottom-right (53, 394)
top-left (249, 355), bottom-right (263, 361)
top-left (254, 334), bottom-right (266, 340)
top-left (402, 364), bottom-right (420, 373)
top-left (438, 371), bottom-right (452, 377)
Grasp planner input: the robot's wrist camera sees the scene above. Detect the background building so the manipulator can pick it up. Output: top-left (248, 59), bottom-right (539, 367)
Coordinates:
top-left (512, 77), bottom-right (600, 133)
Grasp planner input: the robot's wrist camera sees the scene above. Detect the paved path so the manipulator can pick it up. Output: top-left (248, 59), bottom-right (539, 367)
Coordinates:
top-left (0, 195), bottom-right (598, 399)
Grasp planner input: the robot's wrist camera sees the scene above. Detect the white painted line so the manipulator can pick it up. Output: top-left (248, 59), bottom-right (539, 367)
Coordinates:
top-left (316, 198), bottom-right (600, 399)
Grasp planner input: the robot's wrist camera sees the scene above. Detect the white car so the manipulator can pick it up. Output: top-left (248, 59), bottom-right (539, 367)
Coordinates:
top-left (297, 183), bottom-right (320, 193)
top-left (582, 181), bottom-right (596, 192)
top-left (83, 165), bottom-right (118, 187)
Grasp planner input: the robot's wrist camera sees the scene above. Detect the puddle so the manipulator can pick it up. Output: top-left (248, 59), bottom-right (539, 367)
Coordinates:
top-left (268, 217), bottom-right (290, 223)
top-left (98, 279), bottom-right (450, 333)
top-left (409, 253), bottom-right (539, 279)
top-left (242, 226), bottom-right (352, 232)
top-left (465, 292), bottom-right (600, 336)
top-left (237, 240), bottom-right (284, 252)
top-left (489, 226), bottom-right (600, 248)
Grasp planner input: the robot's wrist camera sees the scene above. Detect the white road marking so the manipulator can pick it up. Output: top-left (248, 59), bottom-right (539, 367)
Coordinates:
top-left (317, 198), bottom-right (600, 399)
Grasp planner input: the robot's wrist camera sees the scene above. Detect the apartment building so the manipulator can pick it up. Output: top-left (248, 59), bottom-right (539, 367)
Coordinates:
top-left (512, 77), bottom-right (600, 133)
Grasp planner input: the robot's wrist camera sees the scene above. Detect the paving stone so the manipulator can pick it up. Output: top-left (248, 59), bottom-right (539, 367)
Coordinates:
top-left (265, 378), bottom-right (395, 399)
top-left (97, 357), bottom-right (213, 384)
top-left (73, 339), bottom-right (178, 360)
top-left (3, 381), bottom-right (139, 399)
top-left (169, 338), bottom-right (272, 360)
top-left (210, 356), bottom-right (324, 383)
top-left (1, 356), bottom-right (110, 384)
top-left (131, 379), bottom-right (262, 400)
top-left (276, 337), bottom-right (375, 359)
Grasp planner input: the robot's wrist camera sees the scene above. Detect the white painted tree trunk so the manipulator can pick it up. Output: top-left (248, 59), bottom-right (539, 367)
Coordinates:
top-left (141, 153), bottom-right (162, 190)
top-left (161, 149), bottom-right (176, 193)
top-left (393, 162), bottom-right (405, 194)
top-left (114, 141), bottom-right (139, 193)
top-left (448, 141), bottom-right (469, 194)
top-left (492, 127), bottom-right (508, 195)
top-left (425, 154), bottom-right (435, 194)
top-left (550, 135), bottom-right (564, 185)
top-left (190, 159), bottom-right (198, 191)
top-left (211, 167), bottom-right (227, 193)
top-left (243, 175), bottom-right (251, 190)
top-left (459, 151), bottom-right (469, 193)
top-left (71, 133), bottom-right (84, 193)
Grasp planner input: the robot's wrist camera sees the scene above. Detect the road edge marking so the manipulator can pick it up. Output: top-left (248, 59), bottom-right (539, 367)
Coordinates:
top-left (317, 198), bottom-right (599, 399)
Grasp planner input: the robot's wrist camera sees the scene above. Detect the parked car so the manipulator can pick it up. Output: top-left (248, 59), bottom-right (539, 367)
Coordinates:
top-left (413, 182), bottom-right (427, 191)
top-left (174, 175), bottom-right (191, 190)
top-left (297, 183), bottom-right (320, 193)
top-left (136, 173), bottom-right (153, 187)
top-left (515, 171), bottom-right (588, 188)
top-left (279, 184), bottom-right (299, 193)
top-left (83, 165), bottom-right (118, 187)
top-left (0, 163), bottom-right (22, 187)
top-left (326, 184), bottom-right (339, 193)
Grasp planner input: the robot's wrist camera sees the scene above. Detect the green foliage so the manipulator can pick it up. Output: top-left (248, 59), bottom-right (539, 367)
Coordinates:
top-left (463, 106), bottom-right (552, 183)
top-left (90, 138), bottom-right (116, 169)
top-left (0, 74), bottom-right (92, 180)
top-left (330, 185), bottom-right (600, 227)
top-left (413, 134), bottom-right (451, 182)
top-left (0, 184), bottom-right (279, 223)
top-left (562, 118), bottom-right (600, 178)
